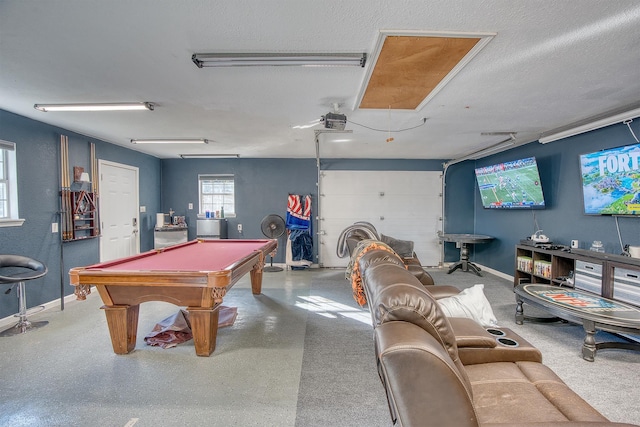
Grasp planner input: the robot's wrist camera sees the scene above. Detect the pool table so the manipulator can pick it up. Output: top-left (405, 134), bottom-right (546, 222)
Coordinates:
top-left (69, 239), bottom-right (277, 356)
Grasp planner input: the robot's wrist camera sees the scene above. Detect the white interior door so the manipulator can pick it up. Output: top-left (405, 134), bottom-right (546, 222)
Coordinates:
top-left (319, 171), bottom-right (442, 268)
top-left (98, 160), bottom-right (140, 262)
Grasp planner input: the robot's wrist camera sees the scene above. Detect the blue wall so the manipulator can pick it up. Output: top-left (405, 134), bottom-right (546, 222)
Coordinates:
top-left (3, 106), bottom-right (638, 320)
top-left (0, 110), bottom-right (161, 319)
top-left (161, 158), bottom-right (318, 263)
top-left (444, 119), bottom-right (640, 275)
top-left (160, 158), bottom-right (446, 264)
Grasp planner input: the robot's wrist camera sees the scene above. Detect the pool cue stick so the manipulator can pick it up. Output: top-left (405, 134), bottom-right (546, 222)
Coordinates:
top-left (90, 142), bottom-right (99, 236)
top-left (62, 135), bottom-right (72, 240)
top-left (60, 135), bottom-right (67, 240)
top-left (58, 136), bottom-right (66, 309)
top-left (63, 135), bottom-right (69, 240)
top-left (66, 137), bottom-right (72, 240)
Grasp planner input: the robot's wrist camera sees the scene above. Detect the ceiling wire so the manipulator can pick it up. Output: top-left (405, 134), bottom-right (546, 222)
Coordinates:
top-left (623, 119), bottom-right (639, 142)
top-left (386, 106), bottom-right (394, 143)
top-left (349, 117), bottom-right (428, 133)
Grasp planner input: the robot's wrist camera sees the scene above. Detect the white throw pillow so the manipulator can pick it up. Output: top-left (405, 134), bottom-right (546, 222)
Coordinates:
top-left (437, 284), bottom-right (498, 327)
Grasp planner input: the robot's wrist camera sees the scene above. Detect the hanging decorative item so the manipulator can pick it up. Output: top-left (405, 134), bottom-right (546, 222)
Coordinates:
top-left (386, 105), bottom-right (395, 143)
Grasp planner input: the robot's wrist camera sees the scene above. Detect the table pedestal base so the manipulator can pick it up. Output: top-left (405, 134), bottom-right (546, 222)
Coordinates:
top-left (447, 243), bottom-right (483, 276)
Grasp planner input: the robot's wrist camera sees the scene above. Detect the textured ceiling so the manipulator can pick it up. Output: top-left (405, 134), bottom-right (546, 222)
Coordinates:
top-left (1, 1), bottom-right (639, 160)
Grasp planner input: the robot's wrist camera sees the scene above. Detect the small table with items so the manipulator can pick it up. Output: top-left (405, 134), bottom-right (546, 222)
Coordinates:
top-left (514, 283), bottom-right (640, 361)
top-left (438, 233), bottom-right (494, 276)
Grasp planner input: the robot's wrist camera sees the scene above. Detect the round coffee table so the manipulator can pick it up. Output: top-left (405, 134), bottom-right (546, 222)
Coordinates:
top-left (514, 283), bottom-right (640, 361)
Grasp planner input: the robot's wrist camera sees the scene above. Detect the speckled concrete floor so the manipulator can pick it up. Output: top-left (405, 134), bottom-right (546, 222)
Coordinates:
top-left (1, 267), bottom-right (639, 426)
top-left (0, 269), bottom-right (314, 427)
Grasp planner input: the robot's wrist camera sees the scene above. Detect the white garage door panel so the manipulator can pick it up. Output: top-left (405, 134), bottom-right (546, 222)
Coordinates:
top-left (320, 171), bottom-right (442, 268)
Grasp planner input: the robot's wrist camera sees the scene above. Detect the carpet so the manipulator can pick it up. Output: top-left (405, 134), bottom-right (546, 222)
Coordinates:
top-left (294, 270), bottom-right (390, 427)
top-left (294, 267), bottom-right (640, 426)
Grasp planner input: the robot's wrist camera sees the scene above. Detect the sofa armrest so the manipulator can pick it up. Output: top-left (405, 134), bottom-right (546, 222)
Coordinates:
top-left (448, 318), bottom-right (543, 364)
top-left (448, 317), bottom-right (497, 348)
top-left (458, 329), bottom-right (542, 364)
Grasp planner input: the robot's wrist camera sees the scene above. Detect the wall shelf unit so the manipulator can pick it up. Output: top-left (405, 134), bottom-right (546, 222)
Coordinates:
top-left (62, 190), bottom-right (100, 241)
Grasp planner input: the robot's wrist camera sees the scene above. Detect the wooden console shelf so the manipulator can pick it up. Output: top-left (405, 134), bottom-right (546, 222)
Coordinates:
top-left (514, 245), bottom-right (640, 307)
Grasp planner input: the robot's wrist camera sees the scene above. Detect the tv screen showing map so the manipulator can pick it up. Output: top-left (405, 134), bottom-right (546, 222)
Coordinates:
top-left (475, 157), bottom-right (546, 209)
top-left (579, 142), bottom-right (640, 215)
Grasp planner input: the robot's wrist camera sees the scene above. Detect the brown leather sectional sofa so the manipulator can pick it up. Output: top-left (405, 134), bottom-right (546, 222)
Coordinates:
top-left (357, 248), bottom-right (637, 427)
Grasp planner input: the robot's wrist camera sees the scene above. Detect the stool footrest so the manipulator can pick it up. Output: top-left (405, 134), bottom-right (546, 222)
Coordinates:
top-left (0, 319), bottom-right (49, 337)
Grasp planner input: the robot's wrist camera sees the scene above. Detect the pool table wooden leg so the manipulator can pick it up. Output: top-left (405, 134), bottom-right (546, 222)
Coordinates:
top-left (188, 306), bottom-right (220, 357)
top-left (250, 266), bottom-right (263, 295)
top-left (101, 304), bottom-right (140, 354)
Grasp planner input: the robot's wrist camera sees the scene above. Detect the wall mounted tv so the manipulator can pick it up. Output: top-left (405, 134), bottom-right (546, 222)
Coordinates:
top-left (475, 157), bottom-right (546, 209)
top-left (579, 142), bottom-right (640, 215)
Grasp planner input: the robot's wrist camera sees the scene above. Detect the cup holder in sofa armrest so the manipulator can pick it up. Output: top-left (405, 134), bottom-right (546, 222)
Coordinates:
top-left (486, 328), bottom-right (506, 336)
top-left (496, 337), bottom-right (519, 347)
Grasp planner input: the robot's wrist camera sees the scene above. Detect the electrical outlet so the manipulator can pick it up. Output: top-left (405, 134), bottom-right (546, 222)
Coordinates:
top-left (188, 203), bottom-right (193, 210)
top-left (52, 222), bottom-right (58, 233)
top-left (237, 224), bottom-right (242, 232)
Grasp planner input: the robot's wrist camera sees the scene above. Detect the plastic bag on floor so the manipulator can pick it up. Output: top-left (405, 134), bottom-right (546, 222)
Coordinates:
top-left (144, 306), bottom-right (238, 349)
top-left (145, 309), bottom-right (193, 349)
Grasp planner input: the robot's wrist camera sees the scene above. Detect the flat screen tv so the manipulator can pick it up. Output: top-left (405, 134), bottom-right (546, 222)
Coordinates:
top-left (475, 157), bottom-right (546, 209)
top-left (579, 142), bottom-right (640, 215)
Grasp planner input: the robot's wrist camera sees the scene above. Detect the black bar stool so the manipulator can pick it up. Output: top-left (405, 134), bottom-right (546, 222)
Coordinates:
top-left (0, 255), bottom-right (48, 336)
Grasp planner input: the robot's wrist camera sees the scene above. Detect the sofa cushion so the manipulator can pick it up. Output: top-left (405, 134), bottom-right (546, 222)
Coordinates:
top-left (362, 262), bottom-right (472, 390)
top-left (380, 233), bottom-right (414, 258)
top-left (437, 284), bottom-right (499, 327)
top-left (466, 361), bottom-right (610, 423)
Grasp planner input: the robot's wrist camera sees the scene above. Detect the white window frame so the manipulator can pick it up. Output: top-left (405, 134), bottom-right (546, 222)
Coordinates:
top-left (0, 140), bottom-right (24, 227)
top-left (198, 174), bottom-right (235, 217)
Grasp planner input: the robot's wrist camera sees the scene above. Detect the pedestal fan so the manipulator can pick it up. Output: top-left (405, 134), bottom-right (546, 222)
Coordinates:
top-left (260, 214), bottom-right (286, 272)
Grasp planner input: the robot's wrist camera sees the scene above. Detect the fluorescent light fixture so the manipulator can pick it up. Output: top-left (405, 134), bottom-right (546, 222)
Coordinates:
top-left (34, 102), bottom-right (154, 112)
top-left (131, 139), bottom-right (208, 144)
top-left (445, 134), bottom-right (517, 167)
top-left (179, 154), bottom-right (239, 159)
top-left (539, 107), bottom-right (640, 144)
top-left (192, 53), bottom-right (366, 68)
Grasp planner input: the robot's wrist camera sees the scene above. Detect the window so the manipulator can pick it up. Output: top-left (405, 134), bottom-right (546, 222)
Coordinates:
top-left (199, 174), bottom-right (235, 217)
top-left (0, 140), bottom-right (23, 227)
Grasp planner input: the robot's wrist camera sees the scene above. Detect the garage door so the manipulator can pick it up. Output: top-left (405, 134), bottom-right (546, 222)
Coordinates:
top-left (319, 170), bottom-right (442, 267)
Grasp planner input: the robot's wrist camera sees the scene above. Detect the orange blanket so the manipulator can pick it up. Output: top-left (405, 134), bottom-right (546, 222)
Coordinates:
top-left (347, 240), bottom-right (401, 307)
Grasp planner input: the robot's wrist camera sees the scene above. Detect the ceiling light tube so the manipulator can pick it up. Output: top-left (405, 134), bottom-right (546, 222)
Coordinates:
top-left (179, 154), bottom-right (239, 159)
top-left (539, 107), bottom-right (640, 144)
top-left (131, 139), bottom-right (208, 144)
top-left (445, 139), bottom-right (516, 167)
top-left (34, 102), bottom-right (154, 112)
top-left (192, 53), bottom-right (366, 68)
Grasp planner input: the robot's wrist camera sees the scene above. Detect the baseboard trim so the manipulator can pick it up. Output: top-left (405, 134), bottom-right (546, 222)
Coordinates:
top-left (439, 262), bottom-right (513, 282)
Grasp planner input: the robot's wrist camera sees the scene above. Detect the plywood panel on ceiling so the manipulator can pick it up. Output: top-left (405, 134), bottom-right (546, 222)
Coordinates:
top-left (360, 36), bottom-right (481, 110)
